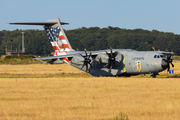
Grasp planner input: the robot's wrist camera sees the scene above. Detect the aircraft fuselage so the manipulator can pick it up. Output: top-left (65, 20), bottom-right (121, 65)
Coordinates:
top-left (70, 49), bottom-right (168, 77)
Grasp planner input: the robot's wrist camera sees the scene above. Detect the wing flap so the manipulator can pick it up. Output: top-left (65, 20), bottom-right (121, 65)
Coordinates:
top-left (34, 55), bottom-right (73, 60)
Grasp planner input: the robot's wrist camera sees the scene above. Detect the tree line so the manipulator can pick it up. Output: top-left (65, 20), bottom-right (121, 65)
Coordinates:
top-left (0, 27), bottom-right (180, 56)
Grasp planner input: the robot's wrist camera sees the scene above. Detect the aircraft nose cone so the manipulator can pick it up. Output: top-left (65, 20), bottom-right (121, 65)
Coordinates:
top-left (161, 59), bottom-right (169, 70)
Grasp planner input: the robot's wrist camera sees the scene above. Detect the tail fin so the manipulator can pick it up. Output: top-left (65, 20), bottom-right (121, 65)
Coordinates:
top-left (9, 18), bottom-right (74, 56)
top-left (44, 18), bottom-right (74, 56)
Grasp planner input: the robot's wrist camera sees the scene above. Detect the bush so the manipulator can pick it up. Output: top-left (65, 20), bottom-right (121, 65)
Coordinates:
top-left (4, 55), bottom-right (35, 60)
top-left (109, 113), bottom-right (129, 120)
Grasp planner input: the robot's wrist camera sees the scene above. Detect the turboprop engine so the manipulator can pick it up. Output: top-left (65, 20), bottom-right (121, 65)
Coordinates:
top-left (71, 56), bottom-right (84, 65)
top-left (95, 48), bottom-right (120, 71)
top-left (95, 53), bottom-right (109, 64)
top-left (71, 49), bottom-right (93, 72)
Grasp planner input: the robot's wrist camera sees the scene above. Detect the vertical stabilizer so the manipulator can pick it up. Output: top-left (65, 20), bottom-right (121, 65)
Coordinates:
top-left (44, 18), bottom-right (74, 56)
top-left (9, 18), bottom-right (74, 56)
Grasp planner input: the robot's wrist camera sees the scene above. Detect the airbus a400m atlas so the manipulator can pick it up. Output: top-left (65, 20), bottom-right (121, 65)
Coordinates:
top-left (10, 18), bottom-right (174, 78)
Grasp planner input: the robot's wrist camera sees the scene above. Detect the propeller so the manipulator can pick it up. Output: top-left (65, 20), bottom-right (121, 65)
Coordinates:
top-left (79, 49), bottom-right (93, 72)
top-left (167, 54), bottom-right (174, 72)
top-left (104, 47), bottom-right (118, 71)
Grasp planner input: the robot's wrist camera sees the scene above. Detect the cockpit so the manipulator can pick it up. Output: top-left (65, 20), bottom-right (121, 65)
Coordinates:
top-left (154, 55), bottom-right (165, 58)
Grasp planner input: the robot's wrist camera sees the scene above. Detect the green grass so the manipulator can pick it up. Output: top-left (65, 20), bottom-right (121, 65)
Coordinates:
top-left (0, 72), bottom-right (90, 78)
top-left (109, 113), bottom-right (129, 120)
top-left (0, 55), bottom-right (43, 64)
top-left (132, 74), bottom-right (180, 78)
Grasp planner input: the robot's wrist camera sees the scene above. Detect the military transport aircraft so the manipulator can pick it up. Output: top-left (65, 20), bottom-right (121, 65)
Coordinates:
top-left (10, 18), bottom-right (174, 78)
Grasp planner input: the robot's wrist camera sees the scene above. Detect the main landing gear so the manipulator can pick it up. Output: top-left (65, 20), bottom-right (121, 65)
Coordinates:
top-left (150, 73), bottom-right (157, 78)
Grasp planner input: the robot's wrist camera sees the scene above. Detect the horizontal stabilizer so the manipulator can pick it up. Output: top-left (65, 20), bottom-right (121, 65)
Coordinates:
top-left (9, 22), bottom-right (69, 26)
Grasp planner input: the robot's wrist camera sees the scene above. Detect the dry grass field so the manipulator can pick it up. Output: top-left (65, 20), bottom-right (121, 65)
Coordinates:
top-left (0, 60), bottom-right (180, 78)
top-left (0, 61), bottom-right (180, 78)
top-left (0, 64), bottom-right (84, 74)
top-left (0, 78), bottom-right (180, 120)
top-left (0, 64), bottom-right (90, 77)
top-left (0, 61), bottom-right (180, 120)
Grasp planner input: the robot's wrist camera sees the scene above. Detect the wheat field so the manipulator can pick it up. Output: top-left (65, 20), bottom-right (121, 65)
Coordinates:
top-left (0, 62), bottom-right (180, 120)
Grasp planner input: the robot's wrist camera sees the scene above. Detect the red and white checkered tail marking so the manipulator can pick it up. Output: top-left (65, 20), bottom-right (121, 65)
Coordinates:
top-left (45, 18), bottom-right (74, 56)
top-left (58, 30), bottom-right (70, 52)
top-left (61, 58), bottom-right (69, 63)
top-left (50, 41), bottom-right (61, 56)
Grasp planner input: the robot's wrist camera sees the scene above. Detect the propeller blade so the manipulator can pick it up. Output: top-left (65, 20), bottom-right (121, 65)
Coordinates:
top-left (167, 64), bottom-right (170, 72)
top-left (103, 64), bottom-right (108, 68)
top-left (84, 49), bottom-right (87, 56)
top-left (90, 51), bottom-right (92, 56)
top-left (113, 61), bottom-right (116, 67)
top-left (110, 47), bottom-right (113, 57)
top-left (105, 50), bottom-right (110, 57)
top-left (79, 53), bottom-right (84, 57)
top-left (88, 51), bottom-right (92, 59)
top-left (89, 63), bottom-right (93, 70)
top-left (113, 51), bottom-right (118, 58)
top-left (81, 63), bottom-right (85, 70)
top-left (86, 64), bottom-right (88, 72)
top-left (79, 49), bottom-right (93, 72)
top-left (166, 53), bottom-right (174, 71)
top-left (167, 54), bottom-right (171, 59)
top-left (109, 61), bottom-right (112, 71)
top-left (104, 47), bottom-right (117, 72)
top-left (171, 62), bottom-right (174, 67)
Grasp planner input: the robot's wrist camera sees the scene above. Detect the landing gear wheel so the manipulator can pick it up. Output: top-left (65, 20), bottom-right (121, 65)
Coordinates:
top-left (150, 73), bottom-right (156, 78)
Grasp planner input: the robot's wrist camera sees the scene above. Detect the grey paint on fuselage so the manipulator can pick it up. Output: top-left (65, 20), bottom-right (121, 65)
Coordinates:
top-left (68, 49), bottom-right (166, 76)
top-left (125, 51), bottom-right (163, 74)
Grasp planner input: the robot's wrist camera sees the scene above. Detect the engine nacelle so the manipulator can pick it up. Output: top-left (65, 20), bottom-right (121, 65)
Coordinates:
top-left (71, 56), bottom-right (84, 65)
top-left (95, 54), bottom-right (109, 64)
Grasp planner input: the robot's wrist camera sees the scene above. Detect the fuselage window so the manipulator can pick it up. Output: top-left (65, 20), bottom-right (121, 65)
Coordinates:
top-left (157, 55), bottom-right (160, 58)
top-left (154, 55), bottom-right (157, 58)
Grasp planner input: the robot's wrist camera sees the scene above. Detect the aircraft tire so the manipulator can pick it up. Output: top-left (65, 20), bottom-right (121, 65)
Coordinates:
top-left (150, 73), bottom-right (156, 78)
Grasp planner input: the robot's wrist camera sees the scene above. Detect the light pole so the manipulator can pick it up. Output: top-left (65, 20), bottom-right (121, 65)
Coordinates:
top-left (21, 32), bottom-right (25, 53)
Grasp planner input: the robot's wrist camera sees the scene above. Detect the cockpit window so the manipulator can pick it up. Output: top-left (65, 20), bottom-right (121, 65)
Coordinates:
top-left (160, 55), bottom-right (165, 58)
top-left (154, 54), bottom-right (165, 58)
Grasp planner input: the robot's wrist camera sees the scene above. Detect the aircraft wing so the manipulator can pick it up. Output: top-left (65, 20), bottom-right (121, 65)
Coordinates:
top-left (160, 51), bottom-right (175, 55)
top-left (34, 52), bottom-right (99, 60)
top-left (34, 54), bottom-right (74, 60)
top-left (149, 51), bottom-right (175, 55)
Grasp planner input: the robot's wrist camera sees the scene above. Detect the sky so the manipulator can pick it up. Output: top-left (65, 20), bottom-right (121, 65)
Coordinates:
top-left (1, 0), bottom-right (180, 34)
